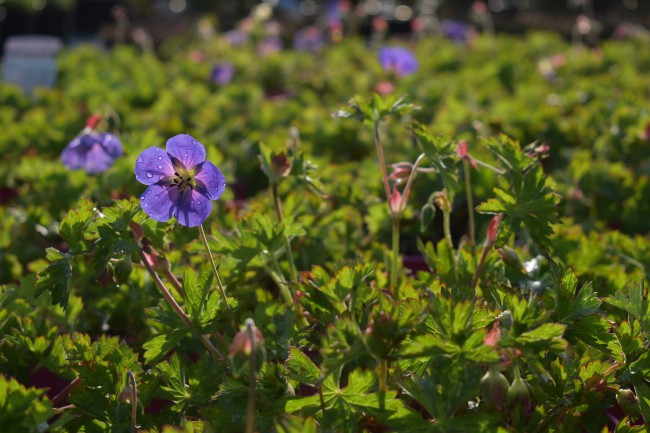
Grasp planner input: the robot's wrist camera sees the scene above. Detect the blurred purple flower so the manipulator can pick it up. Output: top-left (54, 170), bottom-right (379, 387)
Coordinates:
top-left (61, 120), bottom-right (122, 174)
top-left (378, 46), bottom-right (419, 77)
top-left (211, 62), bottom-right (235, 85)
top-left (257, 37), bottom-right (282, 57)
top-left (441, 20), bottom-right (471, 43)
top-left (135, 134), bottom-right (226, 227)
top-left (225, 29), bottom-right (248, 46)
top-left (293, 26), bottom-right (324, 52)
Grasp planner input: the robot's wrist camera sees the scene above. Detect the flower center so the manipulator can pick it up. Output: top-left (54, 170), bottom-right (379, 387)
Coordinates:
top-left (169, 167), bottom-right (197, 193)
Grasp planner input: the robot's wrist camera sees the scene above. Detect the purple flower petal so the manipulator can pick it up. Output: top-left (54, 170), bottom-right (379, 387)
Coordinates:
top-left (193, 160), bottom-right (226, 200)
top-left (61, 138), bottom-right (86, 170)
top-left (378, 46), bottom-right (419, 77)
top-left (166, 134), bottom-right (206, 170)
top-left (140, 184), bottom-right (176, 223)
top-left (101, 133), bottom-right (123, 159)
top-left (174, 189), bottom-right (213, 227)
top-left (135, 146), bottom-right (175, 185)
top-left (85, 144), bottom-right (116, 174)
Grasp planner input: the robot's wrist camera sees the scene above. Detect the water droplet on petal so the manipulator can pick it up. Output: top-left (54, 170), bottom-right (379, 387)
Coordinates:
top-left (184, 153), bottom-right (189, 157)
top-left (157, 155), bottom-right (163, 160)
top-left (154, 195), bottom-right (159, 199)
top-left (140, 195), bottom-right (145, 200)
top-left (156, 164), bottom-right (163, 170)
top-left (146, 172), bottom-right (153, 178)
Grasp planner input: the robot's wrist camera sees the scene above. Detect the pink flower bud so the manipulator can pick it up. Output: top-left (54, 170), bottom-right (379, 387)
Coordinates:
top-left (389, 188), bottom-right (404, 217)
top-left (85, 114), bottom-right (103, 129)
top-left (455, 140), bottom-right (478, 169)
top-left (486, 214), bottom-right (503, 246)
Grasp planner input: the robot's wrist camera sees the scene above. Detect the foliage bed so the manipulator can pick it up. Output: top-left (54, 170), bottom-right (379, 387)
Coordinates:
top-left (2, 30), bottom-right (650, 432)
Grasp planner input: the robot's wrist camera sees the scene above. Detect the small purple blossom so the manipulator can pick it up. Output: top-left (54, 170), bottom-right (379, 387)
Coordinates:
top-left (211, 62), bottom-right (235, 85)
top-left (293, 26), bottom-right (324, 52)
top-left (441, 20), bottom-right (472, 43)
top-left (61, 129), bottom-right (123, 174)
top-left (378, 46), bottom-right (419, 77)
top-left (135, 134), bottom-right (226, 227)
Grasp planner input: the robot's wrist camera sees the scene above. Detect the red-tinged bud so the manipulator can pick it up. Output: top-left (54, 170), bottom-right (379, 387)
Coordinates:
top-left (498, 310), bottom-right (513, 330)
top-left (270, 152), bottom-right (292, 179)
top-left (141, 246), bottom-right (170, 274)
top-left (117, 383), bottom-right (132, 403)
top-left (472, 0), bottom-right (487, 14)
top-left (389, 188), bottom-right (404, 218)
top-left (506, 369), bottom-right (532, 419)
top-left (376, 80), bottom-right (396, 96)
top-left (129, 221), bottom-right (144, 244)
top-left (229, 319), bottom-right (266, 376)
top-left (497, 247), bottom-right (525, 272)
top-left (481, 366), bottom-right (510, 411)
top-left (85, 114), bottom-right (103, 129)
top-left (456, 140), bottom-right (469, 159)
top-left (616, 389), bottom-right (642, 418)
top-left (389, 165), bottom-right (411, 183)
top-left (484, 322), bottom-right (501, 348)
top-left (486, 214), bottom-right (503, 247)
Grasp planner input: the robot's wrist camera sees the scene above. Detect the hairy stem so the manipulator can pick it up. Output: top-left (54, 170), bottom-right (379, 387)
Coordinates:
top-left (391, 217), bottom-right (400, 293)
top-left (127, 371), bottom-right (137, 433)
top-left (470, 244), bottom-right (491, 291)
top-left (198, 224), bottom-right (237, 332)
top-left (378, 359), bottom-right (388, 393)
top-left (51, 377), bottom-right (82, 406)
top-left (138, 249), bottom-right (227, 363)
top-left (246, 320), bottom-right (257, 433)
top-left (271, 183), bottom-right (298, 282)
top-left (374, 121), bottom-right (392, 201)
top-left (463, 159), bottom-right (476, 246)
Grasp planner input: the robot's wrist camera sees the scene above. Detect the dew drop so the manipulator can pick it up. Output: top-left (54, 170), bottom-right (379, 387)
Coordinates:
top-left (184, 153), bottom-right (189, 157)
top-left (156, 164), bottom-right (163, 170)
top-left (146, 172), bottom-right (153, 178)
top-left (150, 159), bottom-right (154, 163)
top-left (140, 195), bottom-right (145, 200)
top-left (157, 155), bottom-right (163, 160)
top-left (154, 195), bottom-right (159, 199)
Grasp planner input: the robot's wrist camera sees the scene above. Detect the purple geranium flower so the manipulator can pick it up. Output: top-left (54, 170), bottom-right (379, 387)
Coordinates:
top-left (134, 134), bottom-right (226, 227)
top-left (441, 20), bottom-right (471, 43)
top-left (61, 117), bottom-right (122, 174)
top-left (293, 26), bottom-right (324, 52)
top-left (211, 62), bottom-right (235, 85)
top-left (378, 46), bottom-right (419, 77)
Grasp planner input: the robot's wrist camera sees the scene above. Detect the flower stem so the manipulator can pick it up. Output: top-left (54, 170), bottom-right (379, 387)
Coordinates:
top-left (51, 377), bottom-right (82, 406)
top-left (390, 217), bottom-right (400, 294)
top-left (127, 371), bottom-right (137, 433)
top-left (470, 244), bottom-right (492, 291)
top-left (198, 224), bottom-right (237, 333)
top-left (443, 209), bottom-right (453, 247)
top-left (463, 160), bottom-right (476, 246)
top-left (378, 359), bottom-right (388, 393)
top-left (163, 267), bottom-right (184, 297)
top-left (246, 320), bottom-right (257, 433)
top-left (271, 183), bottom-right (298, 282)
top-left (138, 249), bottom-right (227, 363)
top-left (374, 121), bottom-right (392, 201)
top-left (270, 254), bottom-right (294, 305)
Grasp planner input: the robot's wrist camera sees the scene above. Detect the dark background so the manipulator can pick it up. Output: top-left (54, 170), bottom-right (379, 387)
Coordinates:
top-left (2, 0), bottom-right (650, 53)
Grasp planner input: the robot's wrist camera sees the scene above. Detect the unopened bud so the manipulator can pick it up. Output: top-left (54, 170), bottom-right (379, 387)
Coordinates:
top-left (617, 389), bottom-right (641, 418)
top-left (270, 152), bottom-right (292, 179)
top-left (506, 370), bottom-right (532, 419)
top-left (497, 247), bottom-right (525, 272)
top-left (85, 114), bottom-right (103, 129)
top-left (481, 367), bottom-right (510, 411)
top-left (230, 320), bottom-right (265, 357)
top-left (117, 383), bottom-right (132, 403)
top-left (433, 189), bottom-right (451, 213)
top-left (486, 214), bottom-right (503, 247)
top-left (389, 188), bottom-right (404, 218)
top-left (498, 310), bottom-right (513, 330)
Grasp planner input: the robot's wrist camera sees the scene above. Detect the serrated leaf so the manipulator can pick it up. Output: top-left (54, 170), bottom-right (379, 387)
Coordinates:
top-left (183, 264), bottom-right (214, 326)
top-left (59, 199), bottom-right (95, 253)
top-left (143, 329), bottom-right (187, 364)
top-left (476, 137), bottom-right (559, 248)
top-left (413, 123), bottom-right (459, 195)
top-left (34, 258), bottom-right (72, 308)
top-left (555, 271), bottom-right (601, 323)
top-left (287, 347), bottom-right (320, 386)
